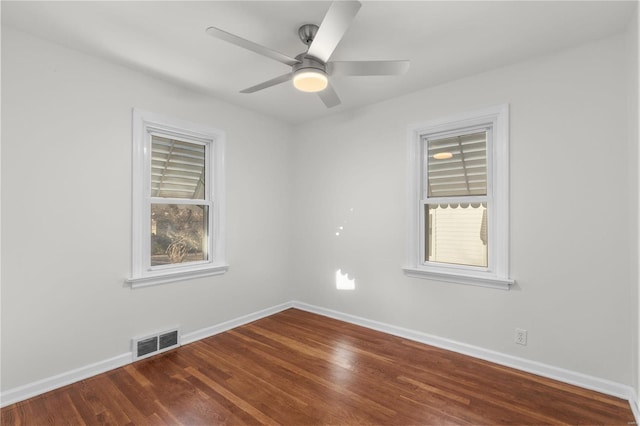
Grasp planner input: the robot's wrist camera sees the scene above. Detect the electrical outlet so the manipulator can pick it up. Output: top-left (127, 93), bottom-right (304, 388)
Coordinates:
top-left (515, 328), bottom-right (528, 345)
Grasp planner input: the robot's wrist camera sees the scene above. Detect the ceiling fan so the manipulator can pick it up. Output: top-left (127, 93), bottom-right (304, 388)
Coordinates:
top-left (206, 1), bottom-right (409, 108)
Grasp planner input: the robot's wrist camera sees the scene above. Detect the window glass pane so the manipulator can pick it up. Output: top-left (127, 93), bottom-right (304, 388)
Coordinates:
top-left (427, 131), bottom-right (487, 197)
top-left (425, 203), bottom-right (487, 267)
top-left (151, 136), bottom-right (206, 199)
top-left (151, 204), bottom-right (208, 266)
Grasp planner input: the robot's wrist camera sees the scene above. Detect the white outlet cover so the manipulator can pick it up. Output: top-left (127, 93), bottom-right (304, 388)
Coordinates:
top-left (515, 328), bottom-right (528, 345)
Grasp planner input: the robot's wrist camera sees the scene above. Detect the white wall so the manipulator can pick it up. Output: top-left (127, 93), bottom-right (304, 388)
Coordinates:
top-left (291, 33), bottom-right (635, 384)
top-left (1, 27), bottom-right (293, 391)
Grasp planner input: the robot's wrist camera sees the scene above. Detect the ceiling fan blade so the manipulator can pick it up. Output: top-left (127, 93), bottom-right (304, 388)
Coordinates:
top-left (317, 84), bottom-right (341, 108)
top-left (206, 27), bottom-right (299, 67)
top-left (307, 1), bottom-right (361, 63)
top-left (328, 60), bottom-right (410, 76)
top-left (240, 73), bottom-right (292, 94)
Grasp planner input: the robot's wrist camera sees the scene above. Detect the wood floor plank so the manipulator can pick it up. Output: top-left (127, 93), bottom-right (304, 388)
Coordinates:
top-left (219, 335), bottom-right (397, 423)
top-left (1, 308), bottom-right (634, 425)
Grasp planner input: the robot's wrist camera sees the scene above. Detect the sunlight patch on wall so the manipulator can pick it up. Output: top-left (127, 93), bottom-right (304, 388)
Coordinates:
top-left (336, 269), bottom-right (355, 290)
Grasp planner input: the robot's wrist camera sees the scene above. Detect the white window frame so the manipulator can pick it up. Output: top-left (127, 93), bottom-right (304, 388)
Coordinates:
top-left (403, 104), bottom-right (513, 290)
top-left (127, 109), bottom-right (227, 288)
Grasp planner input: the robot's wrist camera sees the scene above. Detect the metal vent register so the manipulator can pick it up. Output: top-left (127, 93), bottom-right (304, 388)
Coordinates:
top-left (132, 328), bottom-right (180, 361)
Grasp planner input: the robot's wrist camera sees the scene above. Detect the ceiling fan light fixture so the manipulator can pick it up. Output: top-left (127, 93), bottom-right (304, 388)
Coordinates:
top-left (293, 69), bottom-right (328, 93)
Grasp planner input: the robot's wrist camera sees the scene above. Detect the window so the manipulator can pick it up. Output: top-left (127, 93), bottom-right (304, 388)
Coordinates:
top-left (404, 104), bottom-right (513, 289)
top-left (128, 109), bottom-right (227, 288)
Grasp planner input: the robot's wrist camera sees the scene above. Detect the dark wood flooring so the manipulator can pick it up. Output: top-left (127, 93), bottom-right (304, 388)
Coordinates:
top-left (1, 308), bottom-right (634, 425)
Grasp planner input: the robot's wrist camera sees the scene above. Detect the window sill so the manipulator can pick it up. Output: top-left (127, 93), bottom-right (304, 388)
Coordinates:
top-left (402, 267), bottom-right (514, 290)
top-left (127, 264), bottom-right (229, 289)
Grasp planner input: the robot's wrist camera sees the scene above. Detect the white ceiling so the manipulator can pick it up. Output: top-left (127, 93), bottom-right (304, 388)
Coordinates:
top-left (2, 1), bottom-right (636, 124)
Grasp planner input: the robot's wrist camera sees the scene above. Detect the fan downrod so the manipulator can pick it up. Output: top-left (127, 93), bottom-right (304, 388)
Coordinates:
top-left (298, 24), bottom-right (319, 46)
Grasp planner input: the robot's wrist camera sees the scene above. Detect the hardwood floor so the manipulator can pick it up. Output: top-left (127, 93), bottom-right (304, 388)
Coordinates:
top-left (2, 308), bottom-right (634, 425)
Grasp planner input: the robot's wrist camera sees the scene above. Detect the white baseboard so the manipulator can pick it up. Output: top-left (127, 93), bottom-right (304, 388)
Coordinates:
top-left (292, 301), bottom-right (636, 405)
top-left (0, 301), bottom-right (293, 408)
top-left (2, 299), bottom-right (636, 422)
top-left (0, 353), bottom-right (131, 408)
top-left (181, 301), bottom-right (293, 344)
top-left (630, 389), bottom-right (640, 424)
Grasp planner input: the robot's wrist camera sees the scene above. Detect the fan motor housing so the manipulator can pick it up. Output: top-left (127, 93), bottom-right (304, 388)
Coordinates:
top-left (293, 53), bottom-right (327, 75)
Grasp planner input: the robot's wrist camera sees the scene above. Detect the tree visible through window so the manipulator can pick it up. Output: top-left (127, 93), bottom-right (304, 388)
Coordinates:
top-left (151, 204), bottom-right (207, 265)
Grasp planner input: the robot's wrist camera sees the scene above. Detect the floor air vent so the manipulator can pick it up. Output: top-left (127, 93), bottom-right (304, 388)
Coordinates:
top-left (132, 328), bottom-right (180, 361)
top-left (159, 330), bottom-right (178, 349)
